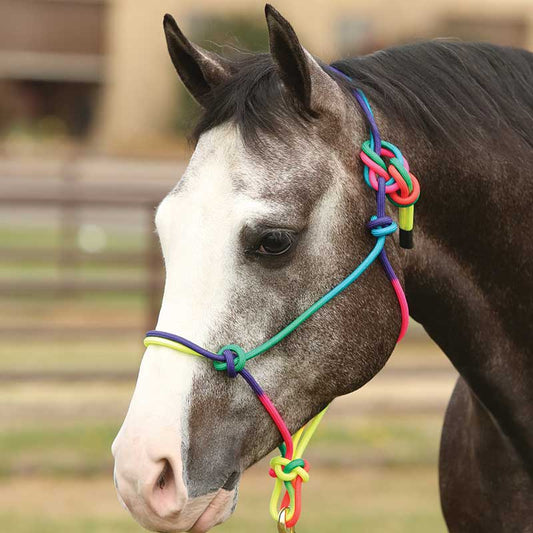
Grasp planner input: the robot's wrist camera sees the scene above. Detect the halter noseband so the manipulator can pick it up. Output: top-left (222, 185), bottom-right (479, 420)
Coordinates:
top-left (144, 65), bottom-right (420, 530)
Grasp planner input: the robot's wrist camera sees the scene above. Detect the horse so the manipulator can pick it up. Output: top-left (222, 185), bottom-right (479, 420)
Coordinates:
top-left (111, 5), bottom-right (533, 532)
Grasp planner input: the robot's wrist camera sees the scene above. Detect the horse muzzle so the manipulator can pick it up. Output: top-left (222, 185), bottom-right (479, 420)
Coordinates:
top-left (112, 426), bottom-right (236, 532)
top-left (111, 344), bottom-right (238, 532)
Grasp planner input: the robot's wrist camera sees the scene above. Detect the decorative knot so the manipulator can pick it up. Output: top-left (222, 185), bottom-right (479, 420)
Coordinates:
top-left (269, 456), bottom-right (310, 483)
top-left (214, 344), bottom-right (247, 378)
top-left (360, 139), bottom-right (420, 208)
top-left (367, 215), bottom-right (397, 238)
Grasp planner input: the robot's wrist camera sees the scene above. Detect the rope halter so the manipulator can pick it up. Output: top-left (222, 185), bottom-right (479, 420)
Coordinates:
top-left (360, 140), bottom-right (420, 248)
top-left (143, 67), bottom-right (420, 530)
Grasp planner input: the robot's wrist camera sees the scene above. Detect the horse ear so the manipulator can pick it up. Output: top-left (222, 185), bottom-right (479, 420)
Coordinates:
top-left (265, 5), bottom-right (335, 113)
top-left (163, 14), bottom-right (234, 106)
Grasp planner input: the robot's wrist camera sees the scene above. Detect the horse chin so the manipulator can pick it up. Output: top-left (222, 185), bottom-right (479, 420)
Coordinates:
top-left (187, 488), bottom-right (237, 533)
top-left (126, 487), bottom-right (238, 533)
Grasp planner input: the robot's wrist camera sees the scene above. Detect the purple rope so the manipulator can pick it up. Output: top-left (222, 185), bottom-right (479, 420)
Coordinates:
top-left (353, 91), bottom-right (382, 155)
top-left (145, 330), bottom-right (225, 362)
top-left (223, 349), bottom-right (237, 377)
top-left (379, 245), bottom-right (397, 282)
top-left (376, 176), bottom-right (386, 218)
top-left (329, 65), bottom-right (397, 284)
top-left (240, 368), bottom-right (264, 396)
top-left (146, 330), bottom-right (265, 395)
top-left (328, 66), bottom-right (382, 153)
top-left (376, 178), bottom-right (397, 282)
top-left (367, 216), bottom-right (393, 231)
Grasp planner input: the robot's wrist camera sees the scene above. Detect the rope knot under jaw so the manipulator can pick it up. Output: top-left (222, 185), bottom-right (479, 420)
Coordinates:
top-left (214, 344), bottom-right (247, 377)
top-left (269, 457), bottom-right (310, 483)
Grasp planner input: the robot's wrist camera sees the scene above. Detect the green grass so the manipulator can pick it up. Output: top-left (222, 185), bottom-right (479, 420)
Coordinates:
top-left (0, 422), bottom-right (118, 476)
top-left (0, 466), bottom-right (446, 533)
top-left (0, 413), bottom-right (441, 476)
top-left (311, 414), bottom-right (441, 466)
top-left (0, 226), bottom-right (61, 249)
top-left (0, 504), bottom-right (443, 533)
top-left (1, 291), bottom-right (147, 308)
top-left (0, 223), bottom-right (152, 282)
top-left (0, 515), bottom-right (146, 533)
top-left (0, 226), bottom-right (145, 252)
top-left (0, 338), bottom-right (143, 372)
top-left (0, 291), bottom-right (148, 374)
top-left (0, 262), bottom-right (145, 280)
top-left (0, 411), bottom-right (446, 531)
top-left (0, 333), bottom-right (144, 373)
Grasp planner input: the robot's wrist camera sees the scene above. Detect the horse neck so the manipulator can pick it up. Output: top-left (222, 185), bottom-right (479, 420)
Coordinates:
top-left (394, 125), bottom-right (533, 466)
top-left (398, 135), bottom-right (532, 357)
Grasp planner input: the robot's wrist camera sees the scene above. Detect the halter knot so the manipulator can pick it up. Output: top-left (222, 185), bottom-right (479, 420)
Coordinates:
top-left (360, 140), bottom-right (420, 208)
top-left (214, 344), bottom-right (247, 377)
top-left (367, 215), bottom-right (397, 237)
top-left (359, 138), bottom-right (420, 248)
top-left (269, 456), bottom-right (310, 483)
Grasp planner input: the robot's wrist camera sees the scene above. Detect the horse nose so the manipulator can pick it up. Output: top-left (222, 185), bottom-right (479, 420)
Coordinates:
top-left (112, 428), bottom-right (188, 527)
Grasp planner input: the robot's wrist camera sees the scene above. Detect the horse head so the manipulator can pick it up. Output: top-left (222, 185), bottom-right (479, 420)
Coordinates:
top-left (112, 6), bottom-right (403, 532)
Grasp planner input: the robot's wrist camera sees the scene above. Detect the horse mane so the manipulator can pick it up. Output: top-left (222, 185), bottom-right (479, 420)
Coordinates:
top-left (193, 41), bottom-right (533, 150)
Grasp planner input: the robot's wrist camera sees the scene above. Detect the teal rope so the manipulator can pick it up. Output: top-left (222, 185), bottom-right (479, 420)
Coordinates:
top-left (242, 235), bottom-right (387, 360)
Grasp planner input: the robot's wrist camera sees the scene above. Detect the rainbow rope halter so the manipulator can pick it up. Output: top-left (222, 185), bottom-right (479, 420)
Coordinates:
top-left (144, 66), bottom-right (420, 531)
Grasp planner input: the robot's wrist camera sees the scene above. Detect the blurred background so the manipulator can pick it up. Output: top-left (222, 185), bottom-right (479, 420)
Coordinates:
top-left (1, 1), bottom-right (532, 532)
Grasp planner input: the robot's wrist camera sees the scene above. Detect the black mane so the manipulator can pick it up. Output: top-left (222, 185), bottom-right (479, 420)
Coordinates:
top-left (193, 41), bottom-right (533, 150)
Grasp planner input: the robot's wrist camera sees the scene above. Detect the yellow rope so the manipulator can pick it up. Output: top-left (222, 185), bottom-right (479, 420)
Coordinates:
top-left (269, 406), bottom-right (329, 522)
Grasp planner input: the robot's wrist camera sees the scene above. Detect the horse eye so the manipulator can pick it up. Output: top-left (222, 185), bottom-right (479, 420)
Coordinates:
top-left (257, 230), bottom-right (295, 256)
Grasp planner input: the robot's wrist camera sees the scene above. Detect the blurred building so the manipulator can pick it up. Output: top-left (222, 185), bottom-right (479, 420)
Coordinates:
top-left (1, 0), bottom-right (532, 154)
top-left (0, 0), bottom-right (106, 141)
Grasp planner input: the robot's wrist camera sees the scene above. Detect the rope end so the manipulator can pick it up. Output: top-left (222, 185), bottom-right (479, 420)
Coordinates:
top-left (399, 229), bottom-right (414, 249)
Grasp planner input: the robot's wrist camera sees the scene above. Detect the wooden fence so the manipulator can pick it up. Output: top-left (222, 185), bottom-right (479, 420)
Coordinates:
top-left (0, 170), bottom-right (171, 333)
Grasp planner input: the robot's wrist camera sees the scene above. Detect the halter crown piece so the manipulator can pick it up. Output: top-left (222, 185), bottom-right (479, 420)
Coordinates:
top-left (144, 65), bottom-right (420, 531)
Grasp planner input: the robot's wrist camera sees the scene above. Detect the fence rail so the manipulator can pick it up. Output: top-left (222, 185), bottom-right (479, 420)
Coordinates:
top-left (0, 248), bottom-right (148, 265)
top-left (1, 172), bottom-right (167, 333)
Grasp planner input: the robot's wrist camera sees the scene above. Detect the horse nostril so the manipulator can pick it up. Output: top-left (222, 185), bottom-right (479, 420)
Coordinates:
top-left (156, 459), bottom-right (174, 491)
top-left (143, 458), bottom-right (185, 518)
top-left (223, 470), bottom-right (240, 491)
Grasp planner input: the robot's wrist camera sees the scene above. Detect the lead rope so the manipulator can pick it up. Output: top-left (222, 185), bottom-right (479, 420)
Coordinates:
top-left (144, 72), bottom-right (420, 531)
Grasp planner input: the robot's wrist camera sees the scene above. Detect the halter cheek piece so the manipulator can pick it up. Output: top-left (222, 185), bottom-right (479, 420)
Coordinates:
top-left (144, 65), bottom-right (420, 530)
